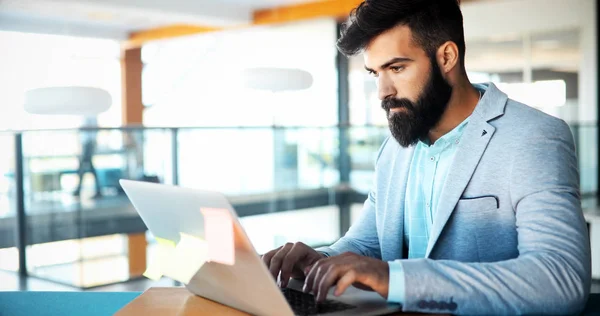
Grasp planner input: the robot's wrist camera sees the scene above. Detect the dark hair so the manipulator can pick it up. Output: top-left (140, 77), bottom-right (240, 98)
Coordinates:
top-left (337, 0), bottom-right (466, 64)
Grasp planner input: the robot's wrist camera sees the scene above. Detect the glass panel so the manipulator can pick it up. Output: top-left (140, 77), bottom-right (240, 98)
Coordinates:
top-left (176, 127), bottom-right (339, 194)
top-left (348, 126), bottom-right (389, 194)
top-left (19, 128), bottom-right (173, 288)
top-left (0, 134), bottom-right (17, 272)
top-left (240, 206), bottom-right (340, 255)
top-left (577, 125), bottom-right (598, 196)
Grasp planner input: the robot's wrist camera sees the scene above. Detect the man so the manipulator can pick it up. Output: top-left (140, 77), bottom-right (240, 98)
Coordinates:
top-left (73, 115), bottom-right (102, 198)
top-left (262, 0), bottom-right (591, 314)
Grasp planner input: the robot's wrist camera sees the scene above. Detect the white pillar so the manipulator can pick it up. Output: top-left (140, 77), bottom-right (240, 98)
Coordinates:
top-left (578, 0), bottom-right (597, 124)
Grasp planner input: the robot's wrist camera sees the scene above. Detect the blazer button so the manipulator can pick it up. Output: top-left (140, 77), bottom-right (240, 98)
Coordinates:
top-left (448, 301), bottom-right (458, 311)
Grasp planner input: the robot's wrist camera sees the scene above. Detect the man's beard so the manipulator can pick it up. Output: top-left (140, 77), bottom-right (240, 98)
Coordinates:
top-left (382, 59), bottom-right (453, 147)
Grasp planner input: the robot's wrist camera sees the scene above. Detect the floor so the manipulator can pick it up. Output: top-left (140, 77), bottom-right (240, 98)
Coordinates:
top-left (0, 269), bottom-right (180, 292)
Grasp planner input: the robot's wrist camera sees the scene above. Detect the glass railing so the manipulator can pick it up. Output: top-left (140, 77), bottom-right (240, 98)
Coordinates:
top-left (573, 124), bottom-right (598, 196)
top-left (5, 124), bottom-right (594, 206)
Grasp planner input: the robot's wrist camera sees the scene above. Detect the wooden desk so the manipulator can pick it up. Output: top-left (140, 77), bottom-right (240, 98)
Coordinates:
top-left (115, 287), bottom-right (444, 316)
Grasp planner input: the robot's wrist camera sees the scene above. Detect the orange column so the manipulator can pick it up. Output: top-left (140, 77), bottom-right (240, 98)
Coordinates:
top-left (121, 47), bottom-right (144, 126)
top-left (120, 46), bottom-right (147, 277)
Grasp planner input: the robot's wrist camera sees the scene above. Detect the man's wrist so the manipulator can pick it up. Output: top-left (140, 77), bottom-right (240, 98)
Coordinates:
top-left (317, 251), bottom-right (330, 258)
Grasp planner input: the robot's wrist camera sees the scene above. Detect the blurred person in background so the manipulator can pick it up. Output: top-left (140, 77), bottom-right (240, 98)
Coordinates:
top-left (73, 115), bottom-right (102, 199)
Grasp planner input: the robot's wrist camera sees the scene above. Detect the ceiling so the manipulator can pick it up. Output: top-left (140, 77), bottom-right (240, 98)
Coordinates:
top-left (0, 0), bottom-right (503, 40)
top-left (0, 0), bottom-right (582, 73)
top-left (0, 0), bottom-right (311, 40)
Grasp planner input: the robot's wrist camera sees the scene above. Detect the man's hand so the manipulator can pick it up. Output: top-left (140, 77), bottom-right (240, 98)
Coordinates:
top-left (261, 242), bottom-right (326, 288)
top-left (302, 252), bottom-right (389, 302)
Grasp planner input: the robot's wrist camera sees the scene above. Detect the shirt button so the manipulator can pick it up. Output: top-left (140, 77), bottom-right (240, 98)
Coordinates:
top-left (430, 157), bottom-right (435, 161)
top-left (455, 139), bottom-right (460, 144)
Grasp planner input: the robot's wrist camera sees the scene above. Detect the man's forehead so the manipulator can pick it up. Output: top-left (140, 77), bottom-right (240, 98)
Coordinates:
top-left (364, 25), bottom-right (422, 66)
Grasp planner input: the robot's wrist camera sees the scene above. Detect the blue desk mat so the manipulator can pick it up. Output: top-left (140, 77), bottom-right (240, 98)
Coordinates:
top-left (0, 291), bottom-right (141, 316)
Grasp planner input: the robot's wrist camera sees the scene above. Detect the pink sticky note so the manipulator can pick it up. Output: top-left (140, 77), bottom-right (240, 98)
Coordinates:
top-left (201, 208), bottom-right (235, 265)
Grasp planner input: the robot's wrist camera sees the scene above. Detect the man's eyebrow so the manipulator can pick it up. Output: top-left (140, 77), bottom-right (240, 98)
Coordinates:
top-left (365, 57), bottom-right (414, 72)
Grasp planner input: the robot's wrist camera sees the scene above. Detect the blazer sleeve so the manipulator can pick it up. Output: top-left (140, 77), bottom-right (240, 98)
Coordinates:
top-left (397, 119), bottom-right (591, 315)
top-left (316, 137), bottom-right (392, 259)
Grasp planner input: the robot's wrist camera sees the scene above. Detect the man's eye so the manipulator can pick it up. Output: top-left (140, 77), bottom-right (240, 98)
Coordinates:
top-left (390, 66), bottom-right (404, 73)
top-left (367, 70), bottom-right (378, 77)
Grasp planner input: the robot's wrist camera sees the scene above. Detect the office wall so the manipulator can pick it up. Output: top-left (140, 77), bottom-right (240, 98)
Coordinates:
top-left (462, 0), bottom-right (597, 124)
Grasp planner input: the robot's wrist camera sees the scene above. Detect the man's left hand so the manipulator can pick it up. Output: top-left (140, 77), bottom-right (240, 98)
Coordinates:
top-left (302, 252), bottom-right (389, 302)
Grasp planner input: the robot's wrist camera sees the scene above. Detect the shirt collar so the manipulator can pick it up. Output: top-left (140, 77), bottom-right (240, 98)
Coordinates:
top-left (418, 115), bottom-right (470, 151)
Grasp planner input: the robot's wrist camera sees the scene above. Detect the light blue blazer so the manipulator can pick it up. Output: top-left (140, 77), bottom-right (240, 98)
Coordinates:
top-left (319, 83), bottom-right (591, 315)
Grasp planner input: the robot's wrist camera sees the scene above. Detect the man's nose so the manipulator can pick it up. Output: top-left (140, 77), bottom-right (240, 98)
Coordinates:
top-left (377, 75), bottom-right (396, 101)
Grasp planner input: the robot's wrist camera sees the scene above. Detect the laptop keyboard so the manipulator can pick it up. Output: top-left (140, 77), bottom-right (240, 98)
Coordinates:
top-left (281, 288), bottom-right (356, 315)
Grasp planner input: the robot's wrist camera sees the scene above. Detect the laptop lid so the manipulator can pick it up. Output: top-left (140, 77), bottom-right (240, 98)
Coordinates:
top-left (119, 179), bottom-right (295, 316)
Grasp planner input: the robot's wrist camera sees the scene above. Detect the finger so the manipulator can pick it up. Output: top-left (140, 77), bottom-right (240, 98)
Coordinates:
top-left (269, 243), bottom-right (294, 280)
top-left (316, 266), bottom-right (343, 302)
top-left (279, 243), bottom-right (305, 288)
top-left (261, 247), bottom-right (281, 268)
top-left (303, 259), bottom-right (326, 293)
top-left (312, 263), bottom-right (334, 296)
top-left (334, 270), bottom-right (357, 297)
top-left (308, 254), bottom-right (356, 293)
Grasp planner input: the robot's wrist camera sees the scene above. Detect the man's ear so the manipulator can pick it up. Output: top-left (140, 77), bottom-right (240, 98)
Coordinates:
top-left (436, 41), bottom-right (460, 74)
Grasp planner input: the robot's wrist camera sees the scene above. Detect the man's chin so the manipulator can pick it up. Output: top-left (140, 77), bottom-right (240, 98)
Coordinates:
top-left (390, 132), bottom-right (418, 148)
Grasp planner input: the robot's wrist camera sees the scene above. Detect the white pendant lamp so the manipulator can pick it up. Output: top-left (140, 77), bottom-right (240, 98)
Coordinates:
top-left (241, 68), bottom-right (313, 92)
top-left (24, 86), bottom-right (112, 115)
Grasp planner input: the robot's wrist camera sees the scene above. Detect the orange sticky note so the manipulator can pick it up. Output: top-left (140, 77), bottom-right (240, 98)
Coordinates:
top-left (201, 208), bottom-right (235, 265)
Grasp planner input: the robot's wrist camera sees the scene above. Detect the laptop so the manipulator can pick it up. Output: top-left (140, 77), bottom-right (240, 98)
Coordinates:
top-left (120, 179), bottom-right (401, 316)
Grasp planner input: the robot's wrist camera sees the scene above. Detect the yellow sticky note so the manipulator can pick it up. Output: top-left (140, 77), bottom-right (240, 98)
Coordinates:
top-left (143, 262), bottom-right (163, 281)
top-left (155, 237), bottom-right (177, 247)
top-left (143, 238), bottom-right (176, 281)
top-left (162, 233), bottom-right (209, 284)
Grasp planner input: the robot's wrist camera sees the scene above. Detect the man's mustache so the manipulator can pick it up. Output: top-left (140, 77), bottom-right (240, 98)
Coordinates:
top-left (381, 98), bottom-right (416, 112)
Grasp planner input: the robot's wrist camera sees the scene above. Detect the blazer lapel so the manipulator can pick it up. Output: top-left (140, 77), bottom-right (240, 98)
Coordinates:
top-left (425, 83), bottom-right (507, 257)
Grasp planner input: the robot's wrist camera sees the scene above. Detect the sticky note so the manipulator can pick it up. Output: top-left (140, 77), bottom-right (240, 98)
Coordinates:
top-left (143, 237), bottom-right (177, 281)
top-left (155, 237), bottom-right (177, 247)
top-left (143, 262), bottom-right (163, 281)
top-left (201, 208), bottom-right (235, 265)
top-left (162, 233), bottom-right (209, 284)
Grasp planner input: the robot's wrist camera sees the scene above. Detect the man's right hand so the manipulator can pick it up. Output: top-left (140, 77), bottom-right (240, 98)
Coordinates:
top-left (261, 242), bottom-right (326, 288)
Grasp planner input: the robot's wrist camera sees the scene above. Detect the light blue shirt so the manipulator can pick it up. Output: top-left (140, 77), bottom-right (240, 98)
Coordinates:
top-left (388, 116), bottom-right (470, 304)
